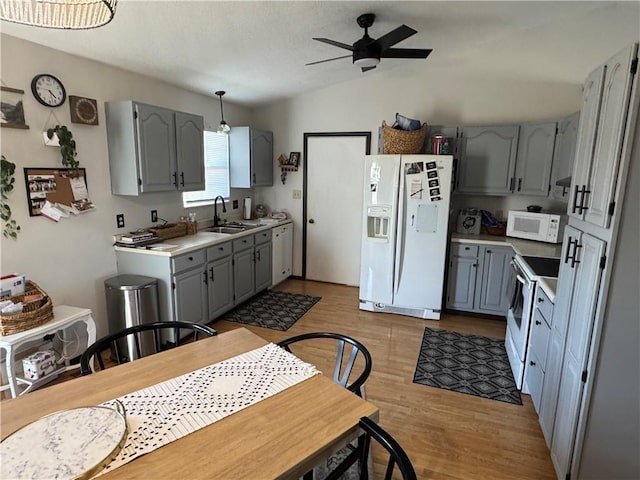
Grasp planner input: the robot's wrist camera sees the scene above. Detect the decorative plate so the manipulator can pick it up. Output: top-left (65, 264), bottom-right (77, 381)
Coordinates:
top-left (1, 401), bottom-right (127, 479)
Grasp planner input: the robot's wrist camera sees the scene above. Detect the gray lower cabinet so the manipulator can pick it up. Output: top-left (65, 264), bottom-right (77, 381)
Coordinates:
top-left (445, 244), bottom-right (478, 311)
top-left (254, 229), bottom-right (272, 293)
top-left (446, 242), bottom-right (513, 316)
top-left (233, 236), bottom-right (256, 305)
top-left (206, 242), bottom-right (233, 319)
top-left (172, 266), bottom-right (208, 325)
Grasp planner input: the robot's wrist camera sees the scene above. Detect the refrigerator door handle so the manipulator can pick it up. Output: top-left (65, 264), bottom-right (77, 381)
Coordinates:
top-left (393, 168), bottom-right (406, 295)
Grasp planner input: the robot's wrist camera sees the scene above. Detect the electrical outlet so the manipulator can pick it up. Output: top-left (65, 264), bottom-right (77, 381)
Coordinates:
top-left (292, 189), bottom-right (302, 199)
top-left (116, 214), bottom-right (125, 228)
top-left (233, 200), bottom-right (238, 209)
top-left (151, 210), bottom-right (158, 223)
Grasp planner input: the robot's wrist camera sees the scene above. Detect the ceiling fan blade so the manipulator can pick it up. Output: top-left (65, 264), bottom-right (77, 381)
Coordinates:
top-left (380, 48), bottom-right (432, 59)
top-left (373, 25), bottom-right (417, 51)
top-left (361, 66), bottom-right (377, 73)
top-left (312, 38), bottom-right (354, 51)
top-left (306, 55), bottom-right (352, 66)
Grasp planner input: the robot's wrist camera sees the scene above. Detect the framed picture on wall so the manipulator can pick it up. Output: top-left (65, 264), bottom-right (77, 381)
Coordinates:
top-left (24, 167), bottom-right (93, 216)
top-left (287, 152), bottom-right (300, 167)
top-left (1, 86), bottom-right (29, 129)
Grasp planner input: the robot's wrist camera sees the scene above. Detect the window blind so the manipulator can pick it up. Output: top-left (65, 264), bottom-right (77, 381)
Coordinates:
top-left (183, 131), bottom-right (230, 207)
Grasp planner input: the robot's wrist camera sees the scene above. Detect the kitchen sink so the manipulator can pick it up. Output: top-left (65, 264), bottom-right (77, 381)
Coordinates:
top-left (203, 226), bottom-right (246, 234)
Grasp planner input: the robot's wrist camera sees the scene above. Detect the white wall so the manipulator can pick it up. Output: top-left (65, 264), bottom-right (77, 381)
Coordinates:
top-left (0, 35), bottom-right (252, 337)
top-left (252, 62), bottom-right (583, 276)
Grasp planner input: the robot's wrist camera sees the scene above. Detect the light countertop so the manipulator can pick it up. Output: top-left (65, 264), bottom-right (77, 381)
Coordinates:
top-left (451, 233), bottom-right (564, 258)
top-left (537, 277), bottom-right (558, 303)
top-left (113, 219), bottom-right (292, 257)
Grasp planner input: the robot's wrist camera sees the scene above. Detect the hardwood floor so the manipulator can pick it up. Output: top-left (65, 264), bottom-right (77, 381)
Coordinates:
top-left (213, 279), bottom-right (556, 480)
top-left (5, 279), bottom-right (556, 479)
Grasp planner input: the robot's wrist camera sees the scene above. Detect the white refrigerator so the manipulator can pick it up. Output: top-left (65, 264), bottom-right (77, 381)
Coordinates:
top-left (359, 154), bottom-right (453, 320)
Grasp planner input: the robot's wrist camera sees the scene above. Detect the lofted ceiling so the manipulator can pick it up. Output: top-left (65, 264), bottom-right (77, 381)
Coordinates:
top-left (1, 1), bottom-right (639, 108)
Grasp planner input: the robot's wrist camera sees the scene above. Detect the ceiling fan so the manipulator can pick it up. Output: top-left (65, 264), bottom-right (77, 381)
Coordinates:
top-left (307, 13), bottom-right (432, 72)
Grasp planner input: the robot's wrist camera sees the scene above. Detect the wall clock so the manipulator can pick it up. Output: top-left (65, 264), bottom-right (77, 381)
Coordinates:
top-left (69, 96), bottom-right (99, 125)
top-left (31, 73), bottom-right (66, 107)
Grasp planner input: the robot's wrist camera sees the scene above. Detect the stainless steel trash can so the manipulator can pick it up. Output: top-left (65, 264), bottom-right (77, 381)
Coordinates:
top-left (104, 274), bottom-right (159, 362)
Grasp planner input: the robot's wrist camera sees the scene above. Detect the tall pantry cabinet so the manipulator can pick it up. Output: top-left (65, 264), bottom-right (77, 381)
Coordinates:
top-left (541, 43), bottom-right (638, 480)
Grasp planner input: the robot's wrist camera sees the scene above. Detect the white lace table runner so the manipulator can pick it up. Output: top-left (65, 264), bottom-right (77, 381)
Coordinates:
top-left (95, 343), bottom-right (320, 477)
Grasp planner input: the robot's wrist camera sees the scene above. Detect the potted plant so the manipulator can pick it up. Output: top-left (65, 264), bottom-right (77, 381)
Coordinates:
top-left (1, 155), bottom-right (20, 239)
top-left (46, 124), bottom-right (79, 170)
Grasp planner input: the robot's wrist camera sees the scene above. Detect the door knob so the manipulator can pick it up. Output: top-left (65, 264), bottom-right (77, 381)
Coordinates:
top-left (308, 219), bottom-right (315, 224)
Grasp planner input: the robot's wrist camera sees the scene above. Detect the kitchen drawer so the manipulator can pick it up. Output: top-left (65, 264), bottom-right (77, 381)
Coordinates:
top-left (254, 229), bottom-right (272, 245)
top-left (530, 308), bottom-right (551, 372)
top-left (207, 241), bottom-right (232, 262)
top-left (451, 243), bottom-right (479, 258)
top-left (534, 286), bottom-right (554, 326)
top-left (172, 249), bottom-right (206, 274)
top-left (525, 349), bottom-right (545, 414)
top-left (233, 235), bottom-right (254, 252)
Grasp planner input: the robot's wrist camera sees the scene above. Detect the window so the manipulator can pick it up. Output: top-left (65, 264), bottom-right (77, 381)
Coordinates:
top-left (182, 131), bottom-right (230, 207)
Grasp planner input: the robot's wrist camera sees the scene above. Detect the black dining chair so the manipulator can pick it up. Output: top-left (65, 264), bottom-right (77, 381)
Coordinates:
top-left (80, 321), bottom-right (217, 375)
top-left (277, 332), bottom-right (372, 397)
top-left (324, 416), bottom-right (417, 480)
top-left (278, 332), bottom-right (373, 480)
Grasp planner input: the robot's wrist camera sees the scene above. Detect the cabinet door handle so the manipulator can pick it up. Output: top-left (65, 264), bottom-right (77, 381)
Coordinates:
top-left (571, 242), bottom-right (583, 268)
top-left (530, 361), bottom-right (536, 367)
top-left (517, 178), bottom-right (522, 192)
top-left (188, 256), bottom-right (193, 261)
top-left (252, 173), bottom-right (256, 184)
top-left (509, 177), bottom-right (515, 192)
top-left (464, 246), bottom-right (470, 250)
top-left (219, 247), bottom-right (224, 251)
top-left (538, 297), bottom-right (544, 303)
top-left (202, 271), bottom-right (208, 284)
top-left (256, 250), bottom-right (261, 261)
top-left (472, 263), bottom-right (478, 267)
top-left (535, 320), bottom-right (542, 325)
top-left (180, 172), bottom-right (185, 187)
top-left (486, 250), bottom-right (492, 254)
top-left (572, 185), bottom-right (580, 214)
top-left (578, 186), bottom-right (591, 214)
top-left (173, 172), bottom-right (178, 187)
top-left (209, 267), bottom-right (214, 282)
top-left (564, 236), bottom-right (573, 264)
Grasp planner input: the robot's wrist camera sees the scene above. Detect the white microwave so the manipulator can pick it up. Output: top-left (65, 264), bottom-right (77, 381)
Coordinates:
top-left (506, 210), bottom-right (568, 244)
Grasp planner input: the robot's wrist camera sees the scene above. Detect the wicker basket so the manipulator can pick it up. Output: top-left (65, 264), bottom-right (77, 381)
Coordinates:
top-left (0, 281), bottom-right (54, 336)
top-left (382, 120), bottom-right (428, 154)
top-left (148, 222), bottom-right (188, 240)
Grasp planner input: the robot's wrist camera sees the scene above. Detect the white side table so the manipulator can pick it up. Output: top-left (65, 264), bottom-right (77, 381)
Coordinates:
top-left (0, 305), bottom-right (96, 398)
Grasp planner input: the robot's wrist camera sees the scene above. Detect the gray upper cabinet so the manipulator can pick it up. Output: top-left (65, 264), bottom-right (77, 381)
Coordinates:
top-left (458, 125), bottom-right (520, 195)
top-left (550, 112), bottom-right (580, 201)
top-left (514, 121), bottom-right (557, 196)
top-left (175, 112), bottom-right (205, 191)
top-left (105, 101), bottom-right (205, 195)
top-left (229, 127), bottom-right (274, 188)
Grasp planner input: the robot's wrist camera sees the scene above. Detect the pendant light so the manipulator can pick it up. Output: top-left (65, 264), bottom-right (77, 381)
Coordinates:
top-left (0, 0), bottom-right (117, 29)
top-left (215, 90), bottom-right (231, 134)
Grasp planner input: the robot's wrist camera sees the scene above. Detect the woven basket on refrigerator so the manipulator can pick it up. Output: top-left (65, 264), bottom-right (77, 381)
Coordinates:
top-left (381, 120), bottom-right (428, 154)
top-left (0, 281), bottom-right (54, 336)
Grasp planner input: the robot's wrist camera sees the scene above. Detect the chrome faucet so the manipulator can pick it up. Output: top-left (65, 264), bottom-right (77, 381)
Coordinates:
top-left (213, 196), bottom-right (226, 227)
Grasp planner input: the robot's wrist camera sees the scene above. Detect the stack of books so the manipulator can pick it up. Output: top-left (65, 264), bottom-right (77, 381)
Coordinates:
top-left (114, 232), bottom-right (158, 248)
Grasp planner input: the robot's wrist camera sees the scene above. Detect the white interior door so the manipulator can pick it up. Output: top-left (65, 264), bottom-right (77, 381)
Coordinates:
top-left (305, 135), bottom-right (368, 285)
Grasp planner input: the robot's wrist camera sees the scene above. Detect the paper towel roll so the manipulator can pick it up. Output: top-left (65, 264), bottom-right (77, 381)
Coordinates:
top-left (243, 198), bottom-right (252, 220)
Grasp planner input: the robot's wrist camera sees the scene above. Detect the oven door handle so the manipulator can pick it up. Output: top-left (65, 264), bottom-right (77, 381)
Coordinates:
top-left (516, 274), bottom-right (528, 286)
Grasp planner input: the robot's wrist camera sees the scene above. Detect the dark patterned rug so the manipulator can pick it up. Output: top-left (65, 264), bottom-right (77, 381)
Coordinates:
top-left (413, 327), bottom-right (522, 405)
top-left (221, 290), bottom-right (321, 331)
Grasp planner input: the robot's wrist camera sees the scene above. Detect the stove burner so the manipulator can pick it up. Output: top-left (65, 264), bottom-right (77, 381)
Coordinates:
top-left (522, 256), bottom-right (560, 278)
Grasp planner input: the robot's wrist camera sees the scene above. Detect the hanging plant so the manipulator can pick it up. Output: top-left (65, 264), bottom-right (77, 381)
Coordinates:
top-left (46, 124), bottom-right (79, 170)
top-left (1, 155), bottom-right (21, 239)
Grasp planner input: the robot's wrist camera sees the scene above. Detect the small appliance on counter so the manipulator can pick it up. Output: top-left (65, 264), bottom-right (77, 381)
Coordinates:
top-left (456, 208), bottom-right (481, 235)
top-left (243, 197), bottom-right (252, 220)
top-left (506, 210), bottom-right (568, 244)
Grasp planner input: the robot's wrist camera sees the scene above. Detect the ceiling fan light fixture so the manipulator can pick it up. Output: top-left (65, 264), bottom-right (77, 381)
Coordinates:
top-left (215, 90), bottom-right (231, 134)
top-left (353, 57), bottom-right (380, 68)
top-left (0, 0), bottom-right (117, 29)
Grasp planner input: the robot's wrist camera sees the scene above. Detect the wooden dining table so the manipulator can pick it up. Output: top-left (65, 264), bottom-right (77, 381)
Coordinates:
top-left (0, 327), bottom-right (378, 479)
